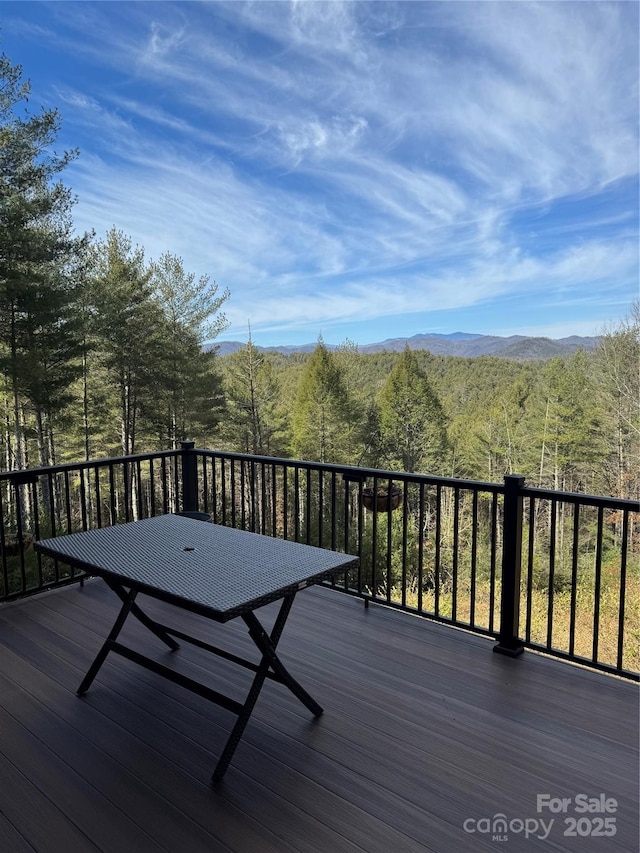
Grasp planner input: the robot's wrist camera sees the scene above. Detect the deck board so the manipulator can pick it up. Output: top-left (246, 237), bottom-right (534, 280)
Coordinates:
top-left (0, 579), bottom-right (637, 853)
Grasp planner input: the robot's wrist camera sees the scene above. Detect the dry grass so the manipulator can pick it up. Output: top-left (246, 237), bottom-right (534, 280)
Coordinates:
top-left (391, 572), bottom-right (640, 674)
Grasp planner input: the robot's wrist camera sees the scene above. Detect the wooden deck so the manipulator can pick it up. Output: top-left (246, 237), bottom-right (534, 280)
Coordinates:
top-left (0, 579), bottom-right (637, 853)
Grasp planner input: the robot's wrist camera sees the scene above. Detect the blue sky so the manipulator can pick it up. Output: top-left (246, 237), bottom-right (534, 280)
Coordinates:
top-left (2, 1), bottom-right (638, 347)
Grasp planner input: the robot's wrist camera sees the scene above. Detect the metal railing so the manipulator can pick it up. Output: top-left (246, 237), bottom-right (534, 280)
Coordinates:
top-left (0, 449), bottom-right (182, 602)
top-left (1, 443), bottom-right (637, 680)
top-left (191, 448), bottom-right (639, 680)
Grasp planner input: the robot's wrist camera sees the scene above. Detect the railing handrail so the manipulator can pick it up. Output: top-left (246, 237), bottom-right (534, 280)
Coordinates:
top-left (194, 447), bottom-right (638, 510)
top-left (196, 448), bottom-right (505, 494)
top-left (0, 448), bottom-right (181, 483)
top-left (519, 484), bottom-right (637, 511)
top-left (3, 446), bottom-right (634, 512)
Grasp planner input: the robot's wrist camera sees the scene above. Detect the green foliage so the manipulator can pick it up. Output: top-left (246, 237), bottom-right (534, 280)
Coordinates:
top-left (86, 229), bottom-right (160, 454)
top-left (531, 350), bottom-right (606, 491)
top-left (146, 252), bottom-right (228, 447)
top-left (149, 251), bottom-right (229, 345)
top-left (377, 346), bottom-right (448, 474)
top-left (291, 341), bottom-right (359, 463)
top-left (359, 507), bottom-right (420, 595)
top-left (221, 342), bottom-right (286, 455)
top-left (212, 323), bottom-right (638, 503)
top-left (0, 52), bottom-right (88, 467)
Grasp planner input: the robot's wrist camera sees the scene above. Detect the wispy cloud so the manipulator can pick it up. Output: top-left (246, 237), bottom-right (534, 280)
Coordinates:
top-left (4, 0), bottom-right (637, 344)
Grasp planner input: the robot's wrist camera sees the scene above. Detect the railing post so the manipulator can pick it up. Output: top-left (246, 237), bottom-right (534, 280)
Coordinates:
top-left (494, 474), bottom-right (525, 657)
top-left (181, 440), bottom-right (198, 514)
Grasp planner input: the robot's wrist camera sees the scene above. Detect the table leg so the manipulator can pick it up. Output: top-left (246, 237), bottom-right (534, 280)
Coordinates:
top-left (77, 587), bottom-right (138, 695)
top-left (243, 610), bottom-right (323, 717)
top-left (211, 593), bottom-right (322, 784)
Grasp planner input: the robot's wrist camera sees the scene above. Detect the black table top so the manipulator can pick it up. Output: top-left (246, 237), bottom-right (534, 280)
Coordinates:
top-left (35, 515), bottom-right (359, 621)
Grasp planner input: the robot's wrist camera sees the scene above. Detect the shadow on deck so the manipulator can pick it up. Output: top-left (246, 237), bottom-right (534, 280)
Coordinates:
top-left (0, 580), bottom-right (637, 853)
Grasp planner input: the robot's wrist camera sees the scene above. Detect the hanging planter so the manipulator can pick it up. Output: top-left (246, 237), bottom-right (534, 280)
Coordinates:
top-left (361, 484), bottom-right (403, 513)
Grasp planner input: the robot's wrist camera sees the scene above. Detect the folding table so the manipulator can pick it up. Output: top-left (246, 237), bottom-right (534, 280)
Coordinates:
top-left (35, 514), bottom-right (358, 783)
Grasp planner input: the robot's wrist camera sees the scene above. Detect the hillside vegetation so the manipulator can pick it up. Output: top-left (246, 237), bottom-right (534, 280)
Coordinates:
top-left (216, 328), bottom-right (638, 500)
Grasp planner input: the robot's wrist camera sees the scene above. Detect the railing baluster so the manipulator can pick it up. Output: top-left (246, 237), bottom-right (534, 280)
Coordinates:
top-left (370, 475), bottom-right (378, 596)
top-left (212, 457), bottom-right (219, 524)
top-left (294, 466), bottom-right (300, 542)
top-left (94, 465), bottom-right (102, 528)
top-left (330, 472), bottom-right (337, 552)
top-left (417, 483), bottom-right (425, 614)
top-left (315, 468), bottom-right (321, 547)
top-left (524, 495), bottom-right (536, 643)
top-left (64, 470), bottom-right (73, 533)
top-left (592, 506), bottom-right (604, 664)
top-left (31, 478), bottom-right (43, 588)
top-left (617, 511), bottom-right (629, 672)
top-left (219, 457), bottom-right (227, 523)
top-left (452, 486), bottom-right (460, 622)
top-left (307, 468), bottom-right (313, 544)
top-left (272, 462), bottom-right (278, 536)
top-left (149, 459), bottom-right (156, 517)
top-left (385, 477), bottom-right (392, 602)
top-left (124, 460), bottom-right (132, 522)
top-left (568, 504), bottom-right (580, 656)
top-left (260, 460), bottom-right (267, 534)
top-left (488, 492), bottom-right (498, 633)
top-left (547, 499), bottom-right (557, 650)
top-left (0, 485), bottom-right (8, 597)
top-left (282, 466), bottom-right (289, 540)
top-left (434, 484), bottom-right (442, 618)
top-left (470, 490), bottom-right (478, 627)
top-left (400, 481), bottom-right (408, 608)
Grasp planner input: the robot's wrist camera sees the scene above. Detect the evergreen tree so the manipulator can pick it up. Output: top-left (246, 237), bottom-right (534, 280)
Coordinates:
top-left (291, 340), bottom-right (356, 463)
top-left (593, 303), bottom-right (640, 500)
top-left (0, 52), bottom-right (87, 468)
top-left (147, 252), bottom-right (228, 447)
top-left (222, 336), bottom-right (283, 455)
top-left (86, 229), bottom-right (162, 455)
top-left (531, 351), bottom-right (605, 492)
top-left (377, 346), bottom-right (448, 474)
top-left (150, 251), bottom-right (228, 344)
top-left (450, 377), bottom-right (531, 481)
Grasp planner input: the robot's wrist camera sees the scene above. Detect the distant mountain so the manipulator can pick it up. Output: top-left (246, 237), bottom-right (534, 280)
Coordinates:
top-left (211, 332), bottom-right (600, 360)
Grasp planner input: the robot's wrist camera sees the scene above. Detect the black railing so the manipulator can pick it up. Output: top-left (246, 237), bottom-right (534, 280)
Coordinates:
top-left (0, 449), bottom-right (183, 602)
top-left (1, 443), bottom-right (637, 680)
top-left (191, 449), bottom-right (639, 680)
top-left (515, 482), bottom-right (637, 677)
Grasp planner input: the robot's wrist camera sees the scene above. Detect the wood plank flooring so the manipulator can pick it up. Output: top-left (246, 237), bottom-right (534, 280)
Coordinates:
top-left (0, 580), bottom-right (637, 853)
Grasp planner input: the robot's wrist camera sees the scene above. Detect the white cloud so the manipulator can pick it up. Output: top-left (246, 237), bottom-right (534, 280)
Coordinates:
top-left (9, 0), bottom-right (636, 344)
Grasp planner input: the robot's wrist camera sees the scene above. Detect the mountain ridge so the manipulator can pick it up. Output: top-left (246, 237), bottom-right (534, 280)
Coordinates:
top-left (211, 332), bottom-right (600, 360)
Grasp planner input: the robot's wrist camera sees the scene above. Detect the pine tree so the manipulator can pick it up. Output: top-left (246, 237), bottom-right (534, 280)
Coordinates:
top-left (377, 346), bottom-right (448, 474)
top-left (291, 341), bottom-right (357, 464)
top-left (86, 229), bottom-right (162, 455)
top-left (532, 351), bottom-right (605, 492)
top-left (0, 52), bottom-right (87, 469)
top-left (222, 335), bottom-right (283, 455)
top-left (147, 252), bottom-right (228, 447)
top-left (593, 304), bottom-right (640, 500)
